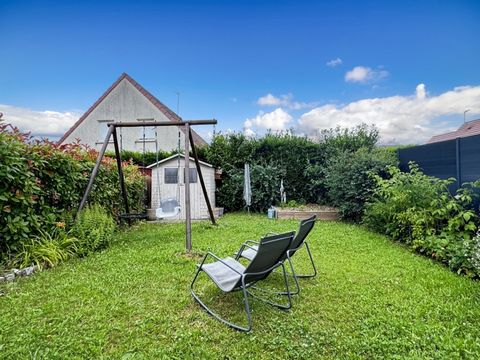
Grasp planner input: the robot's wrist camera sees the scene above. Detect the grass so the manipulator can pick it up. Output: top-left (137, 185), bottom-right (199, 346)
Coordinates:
top-left (1, 213), bottom-right (480, 359)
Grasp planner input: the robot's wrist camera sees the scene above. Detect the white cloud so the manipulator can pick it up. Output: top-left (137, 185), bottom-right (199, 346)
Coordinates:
top-left (326, 58), bottom-right (343, 67)
top-left (257, 93), bottom-right (316, 110)
top-left (244, 128), bottom-right (256, 138)
top-left (0, 104), bottom-right (80, 139)
top-left (345, 66), bottom-right (389, 83)
top-left (244, 108), bottom-right (293, 132)
top-left (257, 93), bottom-right (281, 106)
top-left (298, 84), bottom-right (480, 145)
top-left (416, 83), bottom-right (426, 99)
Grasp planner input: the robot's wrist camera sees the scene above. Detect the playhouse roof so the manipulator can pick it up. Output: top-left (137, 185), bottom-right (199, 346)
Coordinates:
top-left (147, 154), bottom-right (213, 169)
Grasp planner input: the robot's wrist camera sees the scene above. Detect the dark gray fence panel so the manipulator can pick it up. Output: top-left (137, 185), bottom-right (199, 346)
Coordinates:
top-left (398, 140), bottom-right (457, 179)
top-left (398, 134), bottom-right (480, 193)
top-left (459, 135), bottom-right (480, 183)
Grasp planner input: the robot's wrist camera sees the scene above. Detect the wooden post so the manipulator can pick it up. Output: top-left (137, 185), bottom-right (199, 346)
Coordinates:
top-left (77, 124), bottom-right (114, 215)
top-left (112, 127), bottom-right (130, 216)
top-left (184, 123), bottom-right (192, 252)
top-left (189, 129), bottom-right (216, 225)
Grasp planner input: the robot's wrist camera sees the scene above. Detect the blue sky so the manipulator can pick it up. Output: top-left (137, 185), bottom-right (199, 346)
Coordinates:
top-left (1, 0), bottom-right (479, 143)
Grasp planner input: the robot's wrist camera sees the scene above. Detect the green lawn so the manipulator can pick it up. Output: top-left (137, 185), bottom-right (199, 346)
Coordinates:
top-left (1, 213), bottom-right (480, 359)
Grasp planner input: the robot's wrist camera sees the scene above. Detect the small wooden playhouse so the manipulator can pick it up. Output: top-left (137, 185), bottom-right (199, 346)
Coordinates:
top-left (147, 154), bottom-right (216, 220)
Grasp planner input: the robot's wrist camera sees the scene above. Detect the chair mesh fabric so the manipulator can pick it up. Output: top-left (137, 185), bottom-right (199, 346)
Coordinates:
top-left (201, 257), bottom-right (246, 292)
top-left (243, 231), bottom-right (295, 284)
top-left (239, 245), bottom-right (258, 261)
top-left (283, 215), bottom-right (316, 259)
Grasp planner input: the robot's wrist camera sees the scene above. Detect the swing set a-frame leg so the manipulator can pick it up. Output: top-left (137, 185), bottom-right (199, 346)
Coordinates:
top-left (189, 128), bottom-right (216, 225)
top-left (77, 124), bottom-right (115, 216)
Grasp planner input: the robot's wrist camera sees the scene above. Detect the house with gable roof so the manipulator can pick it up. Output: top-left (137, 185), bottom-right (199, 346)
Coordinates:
top-left (427, 119), bottom-right (480, 144)
top-left (58, 73), bottom-right (207, 152)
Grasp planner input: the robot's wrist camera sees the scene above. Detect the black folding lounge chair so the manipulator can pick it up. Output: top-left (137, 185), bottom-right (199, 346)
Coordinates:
top-left (191, 231), bottom-right (295, 332)
top-left (236, 215), bottom-right (317, 295)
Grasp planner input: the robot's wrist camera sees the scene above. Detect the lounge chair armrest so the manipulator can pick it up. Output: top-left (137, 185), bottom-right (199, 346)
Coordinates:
top-left (264, 232), bottom-right (278, 236)
top-left (241, 243), bottom-right (258, 251)
top-left (235, 241), bottom-right (259, 259)
top-left (201, 252), bottom-right (243, 275)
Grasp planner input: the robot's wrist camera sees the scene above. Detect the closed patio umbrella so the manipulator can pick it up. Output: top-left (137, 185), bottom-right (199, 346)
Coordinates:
top-left (243, 163), bottom-right (252, 211)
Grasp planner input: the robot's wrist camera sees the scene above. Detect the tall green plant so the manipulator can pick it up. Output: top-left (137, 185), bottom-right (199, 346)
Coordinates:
top-left (324, 147), bottom-right (397, 220)
top-left (72, 204), bottom-right (116, 256)
top-left (364, 163), bottom-right (480, 277)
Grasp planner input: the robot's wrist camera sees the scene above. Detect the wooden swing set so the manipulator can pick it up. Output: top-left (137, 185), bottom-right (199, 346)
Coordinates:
top-left (77, 119), bottom-right (217, 252)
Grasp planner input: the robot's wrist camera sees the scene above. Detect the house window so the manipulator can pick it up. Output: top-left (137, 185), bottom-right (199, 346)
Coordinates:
top-left (97, 120), bottom-right (114, 143)
top-left (164, 168), bottom-right (178, 184)
top-left (185, 168), bottom-right (198, 183)
top-left (137, 118), bottom-right (155, 141)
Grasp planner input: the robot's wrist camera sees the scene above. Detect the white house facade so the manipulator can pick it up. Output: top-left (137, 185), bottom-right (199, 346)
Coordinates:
top-left (58, 73), bottom-right (207, 152)
top-left (147, 154), bottom-right (216, 220)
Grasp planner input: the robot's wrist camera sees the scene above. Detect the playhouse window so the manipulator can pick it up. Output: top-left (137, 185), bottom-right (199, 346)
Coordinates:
top-left (164, 168), bottom-right (178, 184)
top-left (185, 168), bottom-right (197, 183)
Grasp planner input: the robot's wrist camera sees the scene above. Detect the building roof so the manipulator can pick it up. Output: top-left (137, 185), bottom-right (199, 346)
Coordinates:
top-left (147, 154), bottom-right (213, 169)
top-left (427, 119), bottom-right (480, 144)
top-left (58, 73), bottom-right (207, 147)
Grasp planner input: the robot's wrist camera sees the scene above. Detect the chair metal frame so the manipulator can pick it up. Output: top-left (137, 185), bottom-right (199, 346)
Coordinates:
top-left (236, 215), bottom-right (317, 295)
top-left (190, 233), bottom-right (294, 332)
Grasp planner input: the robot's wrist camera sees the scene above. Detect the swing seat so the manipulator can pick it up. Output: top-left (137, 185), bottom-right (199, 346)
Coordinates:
top-left (156, 198), bottom-right (181, 219)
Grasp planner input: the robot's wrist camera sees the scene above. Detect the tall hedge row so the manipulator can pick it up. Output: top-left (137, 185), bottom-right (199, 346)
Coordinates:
top-left (0, 124), bottom-right (145, 258)
top-left (203, 125), bottom-right (397, 218)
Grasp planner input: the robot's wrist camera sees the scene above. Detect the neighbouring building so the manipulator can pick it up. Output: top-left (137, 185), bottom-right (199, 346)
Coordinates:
top-left (147, 154), bottom-right (216, 220)
top-left (58, 73), bottom-right (207, 152)
top-left (427, 119), bottom-right (480, 144)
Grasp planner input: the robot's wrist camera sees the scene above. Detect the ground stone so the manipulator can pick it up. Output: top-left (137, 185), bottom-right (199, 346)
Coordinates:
top-left (5, 273), bottom-right (14, 281)
top-left (23, 266), bottom-right (35, 276)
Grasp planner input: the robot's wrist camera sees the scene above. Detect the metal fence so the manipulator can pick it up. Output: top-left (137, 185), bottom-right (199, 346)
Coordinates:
top-left (398, 134), bottom-right (480, 192)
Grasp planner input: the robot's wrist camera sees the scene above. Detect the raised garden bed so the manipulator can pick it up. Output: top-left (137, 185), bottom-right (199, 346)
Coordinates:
top-left (274, 205), bottom-right (339, 221)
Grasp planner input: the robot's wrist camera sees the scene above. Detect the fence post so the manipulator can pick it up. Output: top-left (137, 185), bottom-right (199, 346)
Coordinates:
top-left (456, 137), bottom-right (461, 190)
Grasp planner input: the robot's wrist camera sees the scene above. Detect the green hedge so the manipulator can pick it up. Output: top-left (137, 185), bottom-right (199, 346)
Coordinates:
top-left (203, 124), bottom-right (395, 214)
top-left (104, 149), bottom-right (175, 167)
top-left (0, 123), bottom-right (145, 260)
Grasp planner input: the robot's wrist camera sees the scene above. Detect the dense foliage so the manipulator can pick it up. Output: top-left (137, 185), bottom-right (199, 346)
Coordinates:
top-left (204, 124), bottom-right (395, 214)
top-left (72, 204), bottom-right (116, 256)
top-left (364, 163), bottom-right (480, 277)
top-left (323, 147), bottom-right (397, 220)
top-left (105, 149), bottom-right (176, 167)
top-left (0, 123), bottom-right (144, 262)
top-left (12, 205), bottom-right (116, 269)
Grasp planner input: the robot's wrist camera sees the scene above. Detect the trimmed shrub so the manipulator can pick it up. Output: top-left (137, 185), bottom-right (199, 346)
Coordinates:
top-left (324, 147), bottom-right (397, 221)
top-left (205, 124), bottom-right (381, 211)
top-left (72, 205), bottom-right (116, 255)
top-left (105, 149), bottom-right (174, 167)
top-left (0, 123), bottom-right (144, 261)
top-left (217, 163), bottom-right (282, 212)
